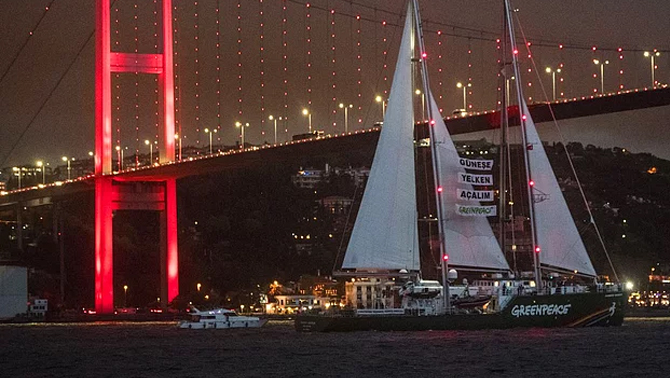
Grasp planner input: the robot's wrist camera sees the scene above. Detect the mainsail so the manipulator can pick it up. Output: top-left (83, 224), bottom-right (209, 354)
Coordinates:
top-left (520, 101), bottom-right (597, 276)
top-left (341, 5), bottom-right (419, 271)
top-left (430, 95), bottom-right (510, 271)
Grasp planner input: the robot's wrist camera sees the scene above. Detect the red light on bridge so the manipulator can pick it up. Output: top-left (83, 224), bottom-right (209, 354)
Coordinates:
top-left (443, 254), bottom-right (449, 261)
top-left (535, 246), bottom-right (541, 253)
top-left (529, 180), bottom-right (535, 187)
top-left (437, 186), bottom-right (443, 193)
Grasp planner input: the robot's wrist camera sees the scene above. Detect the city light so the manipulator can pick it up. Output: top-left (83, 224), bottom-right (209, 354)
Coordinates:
top-left (302, 108), bottom-right (312, 134)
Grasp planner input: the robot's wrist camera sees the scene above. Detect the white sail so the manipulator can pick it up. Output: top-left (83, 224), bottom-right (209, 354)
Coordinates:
top-left (341, 6), bottom-right (419, 271)
top-left (520, 101), bottom-right (597, 276)
top-left (430, 96), bottom-right (510, 271)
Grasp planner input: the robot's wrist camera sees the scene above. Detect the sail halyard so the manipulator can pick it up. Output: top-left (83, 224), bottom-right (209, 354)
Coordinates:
top-left (504, 0), bottom-right (596, 279)
top-left (504, 0), bottom-right (541, 288)
top-left (340, 2), bottom-right (420, 272)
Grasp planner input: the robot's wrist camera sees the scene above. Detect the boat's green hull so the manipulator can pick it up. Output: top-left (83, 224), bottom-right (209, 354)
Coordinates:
top-left (295, 291), bottom-right (625, 332)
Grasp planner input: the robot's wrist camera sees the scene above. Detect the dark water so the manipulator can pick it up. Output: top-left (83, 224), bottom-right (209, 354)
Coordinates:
top-left (2, 318), bottom-right (669, 377)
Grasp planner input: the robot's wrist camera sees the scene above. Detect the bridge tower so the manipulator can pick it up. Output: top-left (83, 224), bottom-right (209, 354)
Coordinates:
top-left (95, 0), bottom-right (178, 313)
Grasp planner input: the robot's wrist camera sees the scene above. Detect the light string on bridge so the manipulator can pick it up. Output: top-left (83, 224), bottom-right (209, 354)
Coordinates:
top-left (193, 0), bottom-right (201, 150)
top-left (215, 0), bottom-right (221, 142)
top-left (495, 37), bottom-right (502, 107)
top-left (467, 38), bottom-right (474, 109)
top-left (133, 1), bottom-right (140, 167)
top-left (236, 1), bottom-right (243, 125)
top-left (152, 0), bottom-right (160, 164)
top-left (330, 7), bottom-right (337, 129)
top-left (356, 13), bottom-right (363, 125)
top-left (305, 2), bottom-right (313, 111)
top-left (558, 44), bottom-right (565, 98)
top-left (113, 5), bottom-right (121, 170)
top-left (436, 30), bottom-right (444, 113)
top-left (281, 0), bottom-right (289, 137)
top-left (173, 3), bottom-right (182, 160)
top-left (525, 41), bottom-right (534, 102)
top-left (380, 18), bottom-right (389, 96)
top-left (259, 0), bottom-right (266, 139)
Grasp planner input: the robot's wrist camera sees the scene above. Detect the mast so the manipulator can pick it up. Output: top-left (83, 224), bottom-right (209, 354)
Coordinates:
top-left (498, 5), bottom-right (509, 276)
top-left (411, 0), bottom-right (450, 313)
top-left (504, 0), bottom-right (541, 289)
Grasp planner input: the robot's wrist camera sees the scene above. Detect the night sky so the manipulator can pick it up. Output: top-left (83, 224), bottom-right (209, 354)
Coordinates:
top-left (1, 0), bottom-right (670, 167)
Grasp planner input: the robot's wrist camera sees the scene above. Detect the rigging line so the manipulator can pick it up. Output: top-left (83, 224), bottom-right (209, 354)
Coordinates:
top-left (0, 26), bottom-right (93, 168)
top-left (333, 177), bottom-right (361, 273)
top-left (514, 11), bottom-right (619, 282)
top-left (0, 0), bottom-right (57, 86)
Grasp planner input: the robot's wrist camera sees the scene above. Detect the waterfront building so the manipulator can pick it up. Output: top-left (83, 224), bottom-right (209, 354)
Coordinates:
top-left (345, 278), bottom-right (397, 310)
top-left (0, 265), bottom-right (27, 319)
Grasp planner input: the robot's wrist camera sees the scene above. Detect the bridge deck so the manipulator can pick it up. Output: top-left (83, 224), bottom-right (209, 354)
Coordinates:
top-left (2, 87), bottom-right (670, 206)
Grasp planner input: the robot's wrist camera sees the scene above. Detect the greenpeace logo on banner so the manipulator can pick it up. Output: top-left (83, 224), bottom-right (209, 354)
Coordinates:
top-left (458, 173), bottom-right (493, 185)
top-left (458, 158), bottom-right (493, 171)
top-left (456, 205), bottom-right (497, 217)
top-left (457, 189), bottom-right (493, 201)
top-left (510, 303), bottom-right (572, 318)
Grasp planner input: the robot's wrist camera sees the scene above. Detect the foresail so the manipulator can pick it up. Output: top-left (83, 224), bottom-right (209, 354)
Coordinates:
top-left (521, 101), bottom-right (597, 276)
top-left (341, 6), bottom-right (420, 271)
top-left (430, 95), bottom-right (510, 272)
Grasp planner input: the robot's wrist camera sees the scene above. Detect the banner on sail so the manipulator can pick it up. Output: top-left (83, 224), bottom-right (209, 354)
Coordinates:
top-left (456, 205), bottom-right (497, 217)
top-left (457, 189), bottom-right (494, 201)
top-left (458, 158), bottom-right (494, 171)
top-left (458, 173), bottom-right (493, 186)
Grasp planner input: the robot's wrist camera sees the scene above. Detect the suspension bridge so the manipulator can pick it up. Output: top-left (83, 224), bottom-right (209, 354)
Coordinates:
top-left (0, 0), bottom-right (669, 313)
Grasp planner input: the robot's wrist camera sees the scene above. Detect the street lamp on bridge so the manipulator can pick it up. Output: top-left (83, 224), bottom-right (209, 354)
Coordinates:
top-left (123, 285), bottom-right (128, 307)
top-left (235, 122), bottom-right (249, 149)
top-left (456, 82), bottom-right (471, 111)
top-left (302, 108), bottom-right (312, 134)
top-left (114, 146), bottom-right (124, 171)
top-left (144, 140), bottom-right (156, 164)
top-left (36, 161), bottom-right (45, 184)
top-left (175, 134), bottom-right (182, 161)
top-left (61, 156), bottom-right (74, 180)
top-left (415, 89), bottom-right (425, 121)
top-left (268, 115), bottom-right (282, 144)
top-left (545, 67), bottom-right (561, 101)
top-left (204, 128), bottom-right (217, 155)
top-left (644, 50), bottom-right (661, 87)
top-left (338, 103), bottom-right (353, 133)
top-left (593, 59), bottom-right (609, 94)
top-left (375, 95), bottom-right (386, 119)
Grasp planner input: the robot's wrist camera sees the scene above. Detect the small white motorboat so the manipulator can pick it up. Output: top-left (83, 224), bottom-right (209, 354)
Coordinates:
top-left (178, 307), bottom-right (268, 329)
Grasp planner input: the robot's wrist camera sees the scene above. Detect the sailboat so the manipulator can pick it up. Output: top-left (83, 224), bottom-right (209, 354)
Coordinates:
top-left (295, 0), bottom-right (625, 332)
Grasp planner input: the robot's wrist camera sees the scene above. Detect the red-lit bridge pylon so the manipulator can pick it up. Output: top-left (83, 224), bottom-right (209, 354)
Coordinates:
top-left (95, 0), bottom-right (178, 313)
